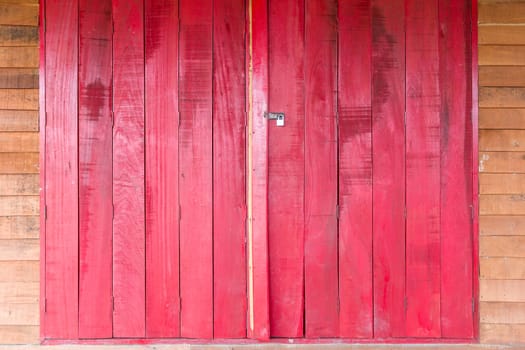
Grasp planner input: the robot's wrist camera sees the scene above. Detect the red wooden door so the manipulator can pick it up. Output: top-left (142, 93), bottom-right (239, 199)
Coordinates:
top-left (42, 0), bottom-right (476, 342)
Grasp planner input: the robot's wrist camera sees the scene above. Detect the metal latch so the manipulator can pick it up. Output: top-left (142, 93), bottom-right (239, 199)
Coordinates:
top-left (265, 112), bottom-right (285, 127)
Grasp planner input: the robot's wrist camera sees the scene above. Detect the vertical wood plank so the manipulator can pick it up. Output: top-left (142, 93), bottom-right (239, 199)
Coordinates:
top-left (371, 0), bottom-right (406, 338)
top-left (268, 0), bottom-right (305, 337)
top-left (112, 0), bottom-right (145, 338)
top-left (405, 0), bottom-right (441, 337)
top-left (179, 0), bottom-right (213, 338)
top-left (337, 0), bottom-right (373, 338)
top-left (213, 0), bottom-right (247, 339)
top-left (304, 0), bottom-right (338, 338)
top-left (44, 0), bottom-right (79, 339)
top-left (145, 0), bottom-right (180, 338)
top-left (440, 0), bottom-right (474, 338)
top-left (78, 0), bottom-right (113, 338)
top-left (39, 0), bottom-right (46, 340)
top-left (247, 0), bottom-right (270, 340)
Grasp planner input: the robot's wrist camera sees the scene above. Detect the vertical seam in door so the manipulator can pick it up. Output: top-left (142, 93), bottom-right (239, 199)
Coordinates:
top-left (437, 0), bottom-right (443, 338)
top-left (110, 0), bottom-right (115, 339)
top-left (211, 0), bottom-right (215, 339)
top-left (335, 0), bottom-right (341, 337)
top-left (369, 0), bottom-right (375, 338)
top-left (143, 0), bottom-right (147, 336)
top-left (403, 0), bottom-right (408, 335)
top-left (76, 0), bottom-right (80, 338)
top-left (177, 0), bottom-right (182, 336)
top-left (302, 0), bottom-right (306, 338)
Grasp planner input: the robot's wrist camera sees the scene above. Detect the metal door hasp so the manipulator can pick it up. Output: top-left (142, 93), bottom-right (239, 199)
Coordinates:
top-left (265, 112), bottom-right (285, 126)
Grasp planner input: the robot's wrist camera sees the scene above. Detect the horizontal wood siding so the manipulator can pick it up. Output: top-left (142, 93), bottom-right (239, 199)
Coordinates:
top-left (479, 0), bottom-right (525, 344)
top-left (0, 0), bottom-right (39, 345)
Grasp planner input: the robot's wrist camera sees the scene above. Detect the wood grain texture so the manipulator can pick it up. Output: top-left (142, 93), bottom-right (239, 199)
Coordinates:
top-left (0, 25), bottom-right (37, 46)
top-left (0, 261), bottom-right (38, 282)
top-left (480, 236), bottom-right (525, 257)
top-left (0, 174), bottom-right (37, 195)
top-left (481, 174), bottom-right (525, 194)
top-left (480, 25), bottom-right (525, 45)
top-left (480, 130), bottom-right (525, 151)
top-left (212, 0), bottom-right (246, 339)
top-left (0, 216), bottom-right (38, 239)
top-left (0, 110), bottom-right (38, 131)
top-left (0, 325), bottom-right (38, 344)
top-left (480, 88), bottom-right (525, 108)
top-left (480, 67), bottom-right (525, 88)
top-left (0, 47), bottom-right (37, 67)
top-left (481, 302), bottom-right (525, 324)
top-left (0, 4), bottom-right (37, 26)
top-left (179, 0), bottom-right (213, 338)
top-left (481, 194), bottom-right (525, 215)
top-left (0, 89), bottom-right (37, 109)
top-left (78, 0), bottom-right (113, 339)
top-left (481, 323), bottom-right (525, 344)
top-left (0, 282), bottom-right (38, 304)
top-left (480, 109), bottom-right (525, 129)
top-left (145, 0), bottom-right (180, 338)
top-left (0, 196), bottom-right (37, 216)
top-left (303, 0), bottom-right (338, 338)
top-left (481, 257), bottom-right (525, 279)
top-left (481, 281), bottom-right (525, 303)
top-left (0, 303), bottom-right (38, 325)
top-left (43, 0), bottom-right (78, 339)
top-left (0, 132), bottom-right (38, 152)
top-left (479, 1), bottom-right (525, 24)
top-left (0, 239), bottom-right (38, 260)
top-left (0, 152), bottom-right (38, 173)
top-left (112, 0), bottom-right (145, 337)
top-left (337, 0), bottom-right (373, 338)
top-left (480, 216), bottom-right (525, 236)
top-left (371, 0), bottom-right (406, 338)
top-left (479, 152), bottom-right (525, 173)
top-left (479, 46), bottom-right (525, 66)
top-left (268, 0), bottom-right (305, 337)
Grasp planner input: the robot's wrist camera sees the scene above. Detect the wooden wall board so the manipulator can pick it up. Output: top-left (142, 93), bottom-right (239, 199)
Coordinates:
top-left (0, 261), bottom-right (38, 282)
top-left (480, 236), bottom-right (525, 257)
top-left (0, 282), bottom-right (38, 304)
top-left (480, 130), bottom-right (525, 151)
top-left (0, 110), bottom-right (38, 130)
top-left (0, 303), bottom-right (38, 325)
top-left (0, 216), bottom-right (38, 239)
top-left (0, 325), bottom-right (38, 344)
top-left (479, 152), bottom-right (525, 173)
top-left (481, 281), bottom-right (525, 303)
top-left (0, 152), bottom-right (38, 173)
top-left (0, 4), bottom-right (37, 26)
top-left (481, 174), bottom-right (525, 194)
top-left (0, 47), bottom-right (37, 67)
top-left (480, 216), bottom-right (525, 236)
top-left (480, 109), bottom-right (525, 129)
top-left (0, 89), bottom-right (37, 109)
top-left (480, 88), bottom-right (525, 108)
top-left (479, 46), bottom-right (525, 66)
top-left (0, 196), bottom-right (37, 216)
top-left (0, 25), bottom-right (37, 46)
top-left (0, 239), bottom-right (38, 260)
top-left (480, 302), bottom-right (525, 323)
top-left (481, 257), bottom-right (525, 279)
top-left (0, 174), bottom-right (38, 195)
top-left (479, 25), bottom-right (525, 45)
top-left (479, 1), bottom-right (525, 24)
top-left (481, 194), bottom-right (525, 215)
top-left (481, 323), bottom-right (525, 344)
top-left (480, 67), bottom-right (525, 88)
top-left (0, 132), bottom-right (38, 152)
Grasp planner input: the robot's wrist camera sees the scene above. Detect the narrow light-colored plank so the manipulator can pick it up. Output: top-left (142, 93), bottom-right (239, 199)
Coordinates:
top-left (480, 109), bottom-right (525, 129)
top-left (481, 281), bottom-right (525, 302)
top-left (481, 174), bottom-right (525, 194)
top-left (0, 239), bottom-right (38, 260)
top-left (0, 89), bottom-right (37, 110)
top-left (0, 47), bottom-right (37, 67)
top-left (481, 257), bottom-right (525, 279)
top-left (0, 261), bottom-right (38, 282)
top-left (0, 174), bottom-right (39, 195)
top-left (0, 132), bottom-right (38, 152)
top-left (0, 196), bottom-right (38, 216)
top-left (480, 67), bottom-right (525, 87)
top-left (0, 282), bottom-right (38, 304)
top-left (0, 216), bottom-right (38, 239)
top-left (481, 302), bottom-right (525, 323)
top-left (481, 323), bottom-right (525, 344)
top-left (481, 194), bottom-right (525, 215)
top-left (480, 87), bottom-right (525, 108)
top-left (0, 303), bottom-right (38, 325)
top-left (481, 236), bottom-right (525, 258)
top-left (0, 325), bottom-right (38, 345)
top-left (0, 68), bottom-right (38, 89)
top-left (0, 25), bottom-right (37, 46)
top-left (480, 130), bottom-right (525, 151)
top-left (479, 46), bottom-right (525, 66)
top-left (479, 25), bottom-right (525, 45)
top-left (479, 152), bottom-right (525, 173)
top-left (0, 5), bottom-right (38, 26)
top-left (481, 216), bottom-right (525, 236)
top-left (479, 2), bottom-right (525, 24)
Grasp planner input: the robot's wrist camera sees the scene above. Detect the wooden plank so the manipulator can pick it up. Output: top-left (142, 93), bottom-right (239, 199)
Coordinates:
top-left (0, 282), bottom-right (38, 304)
top-left (112, 0), bottom-right (145, 338)
top-left (247, 0), bottom-right (270, 340)
top-left (405, 0), bottom-right (441, 337)
top-left (0, 152), bottom-right (38, 173)
top-left (0, 216), bottom-right (38, 239)
top-left (480, 109), bottom-right (525, 129)
top-left (0, 132), bottom-right (38, 152)
top-left (0, 110), bottom-right (38, 130)
top-left (268, 0), bottom-right (305, 338)
top-left (179, 0), bottom-right (213, 338)
top-left (480, 87), bottom-right (525, 108)
top-left (481, 281), bottom-right (525, 303)
top-left (0, 196), bottom-right (38, 215)
top-left (479, 25), bottom-right (525, 45)
top-left (0, 4), bottom-right (37, 25)
top-left (0, 47), bottom-right (37, 67)
top-left (480, 67), bottom-right (525, 87)
top-left (481, 174), bottom-right (525, 194)
top-left (303, 0), bottom-right (338, 338)
top-left (0, 325), bottom-right (38, 344)
top-left (212, 0), bottom-right (246, 339)
top-left (480, 302), bottom-right (525, 323)
top-left (78, 0), bottom-right (112, 339)
top-left (481, 194), bottom-right (525, 215)
top-left (43, 0), bottom-right (80, 314)
top-left (144, 0), bottom-right (180, 338)
top-left (481, 257), bottom-right (525, 279)
top-left (480, 216), bottom-right (525, 236)
top-left (479, 1), bottom-right (525, 24)
top-left (0, 239), bottom-right (38, 260)
top-left (479, 152), bottom-right (525, 173)
top-left (480, 236), bottom-right (525, 257)
top-left (0, 261), bottom-right (39, 281)
top-left (371, 0), bottom-right (406, 338)
top-left (0, 0), bottom-right (38, 4)
top-left (479, 46), bottom-right (525, 66)
top-left (0, 303), bottom-right (38, 325)
top-left (0, 174), bottom-right (38, 195)
top-left (0, 89), bottom-right (37, 109)
top-left (0, 25), bottom-right (37, 46)
top-left (0, 68), bottom-right (38, 88)
top-left (480, 130), bottom-right (525, 151)
top-left (481, 323), bottom-right (525, 344)
top-left (337, 0), bottom-right (372, 338)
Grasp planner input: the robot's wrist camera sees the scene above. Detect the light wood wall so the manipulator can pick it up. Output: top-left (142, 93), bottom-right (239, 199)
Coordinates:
top-left (479, 0), bottom-right (525, 344)
top-left (0, 0), bottom-right (39, 345)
